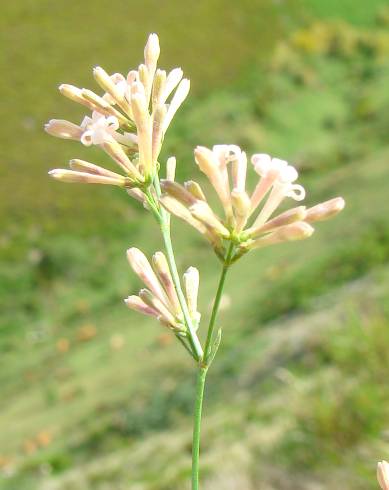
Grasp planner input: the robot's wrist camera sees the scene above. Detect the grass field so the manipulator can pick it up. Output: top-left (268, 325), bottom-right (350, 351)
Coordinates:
top-left (1, 1), bottom-right (389, 489)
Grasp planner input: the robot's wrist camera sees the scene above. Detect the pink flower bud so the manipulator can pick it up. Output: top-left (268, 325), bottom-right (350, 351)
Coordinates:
top-left (152, 251), bottom-right (181, 316)
top-left (183, 267), bottom-right (200, 319)
top-left (48, 169), bottom-right (127, 187)
top-left (190, 201), bottom-right (230, 238)
top-left (152, 69), bottom-right (167, 109)
top-left (160, 180), bottom-right (197, 207)
top-left (378, 461), bottom-right (389, 490)
top-left (152, 105), bottom-right (167, 163)
top-left (69, 159), bottom-right (123, 179)
top-left (194, 146), bottom-right (233, 219)
top-left (139, 289), bottom-right (177, 328)
top-left (305, 197), bottom-right (345, 223)
top-left (131, 92), bottom-right (153, 177)
top-left (184, 181), bottom-right (206, 201)
top-left (101, 140), bottom-right (142, 180)
top-left (124, 295), bottom-right (160, 319)
top-left (93, 66), bottom-right (131, 114)
top-left (248, 221), bottom-right (314, 250)
top-left (44, 120), bottom-right (83, 140)
top-left (246, 206), bottom-right (307, 237)
top-left (166, 157), bottom-right (176, 181)
top-left (144, 33), bottom-right (160, 75)
top-left (59, 84), bottom-right (95, 110)
top-left (127, 248), bottom-right (169, 307)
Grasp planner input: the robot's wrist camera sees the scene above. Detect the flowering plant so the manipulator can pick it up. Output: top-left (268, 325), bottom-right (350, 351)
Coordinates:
top-left (46, 34), bottom-right (345, 489)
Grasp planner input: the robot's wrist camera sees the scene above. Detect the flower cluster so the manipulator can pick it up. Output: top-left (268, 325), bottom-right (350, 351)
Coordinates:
top-left (160, 145), bottom-right (345, 258)
top-left (125, 248), bottom-right (200, 333)
top-left (47, 34), bottom-right (189, 193)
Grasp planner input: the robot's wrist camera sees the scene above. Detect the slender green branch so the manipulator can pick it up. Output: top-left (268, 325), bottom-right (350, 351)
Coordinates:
top-left (192, 366), bottom-right (207, 490)
top-left (203, 242), bottom-right (235, 363)
top-left (152, 176), bottom-right (204, 361)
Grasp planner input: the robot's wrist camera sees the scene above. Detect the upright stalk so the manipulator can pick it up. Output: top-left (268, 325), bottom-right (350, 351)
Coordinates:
top-left (192, 366), bottom-right (207, 490)
top-left (191, 242), bottom-right (235, 489)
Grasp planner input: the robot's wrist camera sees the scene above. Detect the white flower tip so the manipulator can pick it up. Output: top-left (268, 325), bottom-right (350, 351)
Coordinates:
top-left (251, 153), bottom-right (271, 174)
top-left (126, 247), bottom-right (139, 257)
top-left (184, 266), bottom-right (199, 277)
top-left (145, 33), bottom-right (160, 65)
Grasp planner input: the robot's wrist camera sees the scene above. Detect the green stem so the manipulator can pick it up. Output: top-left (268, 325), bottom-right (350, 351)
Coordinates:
top-left (192, 366), bottom-right (207, 490)
top-left (203, 242), bottom-right (234, 362)
top-left (191, 242), bottom-right (234, 489)
top-left (152, 177), bottom-right (204, 361)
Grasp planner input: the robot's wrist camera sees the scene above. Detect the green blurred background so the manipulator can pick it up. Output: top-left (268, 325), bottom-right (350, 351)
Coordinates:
top-left (1, 1), bottom-right (389, 488)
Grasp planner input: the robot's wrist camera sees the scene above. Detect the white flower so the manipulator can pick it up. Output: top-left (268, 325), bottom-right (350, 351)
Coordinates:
top-left (80, 111), bottom-right (120, 146)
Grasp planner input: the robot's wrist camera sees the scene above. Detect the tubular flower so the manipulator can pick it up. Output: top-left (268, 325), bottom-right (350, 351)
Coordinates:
top-left (125, 248), bottom-right (201, 333)
top-left (378, 461), bottom-right (389, 490)
top-left (46, 33), bottom-right (190, 193)
top-left (160, 145), bottom-right (345, 259)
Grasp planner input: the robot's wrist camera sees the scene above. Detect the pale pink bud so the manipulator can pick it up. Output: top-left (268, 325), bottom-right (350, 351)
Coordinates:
top-left (163, 79), bottom-right (190, 132)
top-left (126, 248), bottom-right (169, 306)
top-left (69, 159), bottom-right (123, 179)
top-left (377, 461), bottom-right (389, 490)
top-left (144, 33), bottom-right (160, 75)
top-left (59, 84), bottom-right (95, 110)
top-left (162, 68), bottom-right (183, 103)
top-left (44, 119), bottom-right (83, 140)
top-left (152, 252), bottom-right (181, 315)
top-left (246, 206), bottom-right (307, 237)
top-left (160, 196), bottom-right (207, 235)
top-left (139, 289), bottom-right (177, 327)
top-left (189, 201), bottom-right (230, 238)
top-left (81, 88), bottom-right (111, 110)
top-left (231, 151), bottom-right (247, 192)
top-left (48, 169), bottom-right (127, 187)
top-left (184, 181), bottom-right (206, 201)
top-left (93, 66), bottom-right (131, 114)
top-left (231, 189), bottom-right (250, 218)
top-left (138, 64), bottom-right (150, 97)
top-left (183, 267), bottom-right (200, 319)
top-left (152, 69), bottom-right (167, 109)
top-left (124, 295), bottom-right (160, 319)
top-left (152, 105), bottom-right (167, 163)
top-left (131, 92), bottom-right (153, 177)
top-left (160, 196), bottom-right (225, 254)
top-left (194, 146), bottom-right (232, 219)
top-left (248, 221), bottom-right (314, 250)
top-left (160, 180), bottom-right (197, 207)
top-left (231, 189), bottom-right (251, 232)
top-left (378, 461), bottom-right (389, 490)
top-left (305, 197), bottom-right (345, 223)
top-left (166, 157), bottom-right (176, 181)
top-left (81, 88), bottom-right (129, 125)
top-left (101, 140), bottom-right (142, 180)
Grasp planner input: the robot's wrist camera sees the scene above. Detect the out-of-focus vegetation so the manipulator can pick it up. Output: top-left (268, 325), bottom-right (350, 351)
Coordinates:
top-left (1, 1), bottom-right (389, 489)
